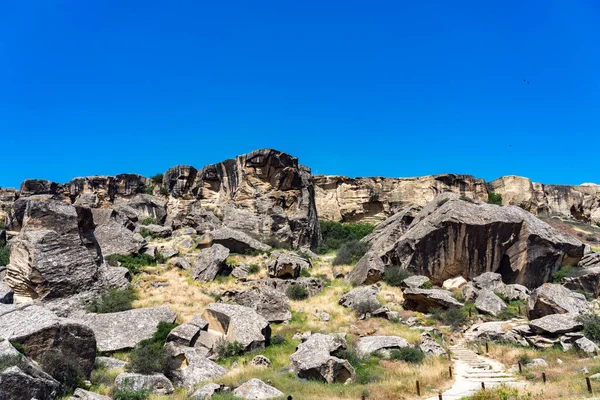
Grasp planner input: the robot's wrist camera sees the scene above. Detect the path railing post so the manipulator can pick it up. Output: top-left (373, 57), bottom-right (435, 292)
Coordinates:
top-left (481, 382), bottom-right (485, 390)
top-left (438, 391), bottom-right (443, 400)
top-left (518, 361), bottom-right (522, 373)
top-left (449, 365), bottom-right (453, 379)
top-left (587, 377), bottom-right (593, 394)
top-left (542, 372), bottom-right (546, 384)
top-left (416, 380), bottom-right (420, 396)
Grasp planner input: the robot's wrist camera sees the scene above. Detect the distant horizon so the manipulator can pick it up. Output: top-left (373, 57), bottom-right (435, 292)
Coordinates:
top-left (2, 2), bottom-right (599, 188)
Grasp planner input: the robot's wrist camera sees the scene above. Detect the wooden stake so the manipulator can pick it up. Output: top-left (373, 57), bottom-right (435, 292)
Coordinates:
top-left (518, 361), bottom-right (522, 373)
top-left (481, 382), bottom-right (486, 390)
top-left (438, 391), bottom-right (443, 400)
top-left (587, 377), bottom-right (593, 394)
top-left (542, 372), bottom-right (546, 384)
top-left (485, 342), bottom-right (489, 353)
top-left (416, 380), bottom-right (420, 396)
top-left (449, 366), bottom-right (453, 379)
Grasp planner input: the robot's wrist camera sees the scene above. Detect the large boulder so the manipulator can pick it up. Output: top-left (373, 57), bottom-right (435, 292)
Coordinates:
top-left (475, 290), bottom-right (507, 317)
top-left (472, 272), bottom-right (506, 292)
top-left (442, 276), bottom-right (468, 291)
top-left (191, 244), bottom-right (230, 282)
top-left (289, 333), bottom-right (355, 383)
top-left (68, 389), bottom-right (112, 400)
top-left (529, 313), bottom-right (583, 335)
top-left (420, 332), bottom-right (447, 356)
top-left (202, 227), bottom-right (270, 253)
top-left (0, 304), bottom-right (96, 377)
top-left (401, 275), bottom-right (431, 289)
top-left (563, 266), bottom-right (600, 298)
top-left (526, 284), bottom-right (589, 319)
top-left (402, 288), bottom-right (463, 312)
top-left (80, 305), bottom-right (176, 352)
top-left (268, 252), bottom-right (311, 279)
top-left (0, 339), bottom-right (60, 400)
top-left (166, 323), bottom-right (201, 346)
top-left (382, 193), bottom-right (584, 288)
top-left (232, 378), bottom-right (285, 399)
top-left (5, 200), bottom-right (102, 299)
top-left (92, 208), bottom-right (146, 257)
top-left (338, 286), bottom-right (382, 317)
top-left (223, 286), bottom-right (292, 323)
top-left (248, 277), bottom-right (325, 297)
top-left (164, 343), bottom-right (227, 389)
top-left (355, 335), bottom-right (410, 358)
top-left (202, 303), bottom-right (271, 352)
top-left (346, 251), bottom-right (385, 285)
top-left (114, 372), bottom-right (174, 395)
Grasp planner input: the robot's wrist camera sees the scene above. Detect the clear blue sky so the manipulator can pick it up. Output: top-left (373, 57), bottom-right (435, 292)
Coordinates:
top-left (1, 1), bottom-right (599, 188)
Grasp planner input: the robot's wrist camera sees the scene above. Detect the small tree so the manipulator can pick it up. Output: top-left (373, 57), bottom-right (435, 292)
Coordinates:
top-left (286, 284), bottom-right (309, 300)
top-left (487, 192), bottom-right (503, 205)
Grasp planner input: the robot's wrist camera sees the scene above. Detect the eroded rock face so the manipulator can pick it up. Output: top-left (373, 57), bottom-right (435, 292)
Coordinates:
top-left (563, 266), bottom-right (600, 298)
top-left (191, 244), bottom-right (230, 282)
top-left (382, 193), bottom-right (584, 288)
top-left (164, 343), bottom-right (227, 389)
top-left (5, 200), bottom-right (102, 299)
top-left (529, 313), bottom-right (583, 335)
top-left (289, 333), bottom-right (355, 383)
top-left (114, 372), bottom-right (174, 395)
top-left (402, 288), bottom-right (463, 312)
top-left (223, 286), bottom-right (292, 323)
top-left (355, 336), bottom-right (410, 358)
top-left (92, 209), bottom-right (146, 257)
top-left (526, 284), bottom-right (589, 319)
top-left (0, 304), bottom-right (97, 377)
top-left (268, 252), bottom-right (310, 279)
top-left (202, 303), bottom-right (271, 352)
top-left (346, 251), bottom-right (385, 285)
top-left (233, 378), bottom-right (285, 399)
top-left (203, 227), bottom-right (271, 254)
top-left (475, 290), bottom-right (507, 317)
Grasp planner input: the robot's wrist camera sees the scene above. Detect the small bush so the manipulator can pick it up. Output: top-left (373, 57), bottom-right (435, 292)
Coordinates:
top-left (578, 313), bottom-right (600, 343)
top-left (216, 340), bottom-right (244, 359)
top-left (143, 185), bottom-right (154, 195)
top-left (317, 220), bottom-right (376, 253)
top-left (126, 321), bottom-right (177, 374)
top-left (383, 266), bottom-right (412, 287)
top-left (105, 253), bottom-right (156, 275)
top-left (264, 236), bottom-right (291, 250)
top-left (452, 289), bottom-right (466, 302)
top-left (0, 220), bottom-right (6, 230)
top-left (150, 174), bottom-right (163, 185)
top-left (432, 307), bottom-right (469, 330)
top-left (271, 335), bottom-right (286, 345)
top-left (552, 265), bottom-right (582, 283)
top-left (159, 187), bottom-right (169, 196)
top-left (421, 281), bottom-right (433, 289)
top-left (332, 240), bottom-right (369, 265)
top-left (40, 351), bottom-right (85, 396)
top-left (140, 217), bottom-right (158, 226)
top-left (86, 288), bottom-right (138, 314)
top-left (389, 347), bottom-right (424, 364)
top-left (516, 353), bottom-right (531, 365)
top-left (0, 245), bottom-right (9, 267)
top-left (299, 268), bottom-right (312, 277)
top-left (248, 264), bottom-right (260, 274)
top-left (597, 222), bottom-right (600, 228)
top-left (113, 389), bottom-right (150, 400)
top-left (286, 284), bottom-right (309, 300)
top-left (487, 192), bottom-right (503, 205)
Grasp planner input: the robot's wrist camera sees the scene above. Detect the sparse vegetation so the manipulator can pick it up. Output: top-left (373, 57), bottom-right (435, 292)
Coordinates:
top-left (150, 173), bottom-right (163, 185)
top-left (127, 322), bottom-right (177, 374)
top-left (114, 389), bottom-right (150, 400)
top-left (143, 185), bottom-right (154, 195)
top-left (105, 253), bottom-right (157, 275)
top-left (487, 192), bottom-right (503, 205)
top-left (263, 236), bottom-right (292, 250)
top-left (461, 386), bottom-right (528, 400)
top-left (431, 307), bottom-right (470, 330)
top-left (216, 340), bottom-right (245, 359)
top-left (40, 351), bottom-right (86, 396)
top-left (389, 347), bottom-right (425, 364)
top-left (140, 217), bottom-right (158, 225)
top-left (159, 187), bottom-right (169, 196)
top-left (248, 263), bottom-right (260, 274)
top-left (332, 239), bottom-right (369, 265)
top-left (497, 299), bottom-right (526, 320)
top-left (299, 268), bottom-right (312, 277)
top-left (552, 265), bottom-right (582, 283)
top-left (0, 244), bottom-right (9, 267)
top-left (286, 284), bottom-right (309, 300)
top-left (316, 220), bottom-right (375, 253)
top-left (578, 313), bottom-right (600, 343)
top-left (86, 288), bottom-right (138, 314)
top-left (382, 266), bottom-right (412, 287)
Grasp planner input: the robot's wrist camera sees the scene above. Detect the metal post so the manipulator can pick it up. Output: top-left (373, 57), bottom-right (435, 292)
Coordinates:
top-left (587, 377), bottom-right (593, 394)
top-left (542, 372), bottom-right (546, 383)
top-left (449, 366), bottom-right (453, 379)
top-left (416, 380), bottom-right (420, 396)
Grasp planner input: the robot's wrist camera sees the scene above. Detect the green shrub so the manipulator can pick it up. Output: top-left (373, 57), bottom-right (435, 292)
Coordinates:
top-left (383, 266), bottom-right (412, 287)
top-left (487, 192), bottom-right (503, 205)
top-left (139, 230), bottom-right (151, 238)
top-left (126, 322), bottom-right (176, 375)
top-left (286, 284), bottom-right (309, 300)
top-left (159, 187), bottom-right (169, 196)
top-left (516, 353), bottom-right (531, 365)
top-left (299, 268), bottom-right (312, 277)
top-left (40, 351), bottom-right (85, 396)
top-left (497, 299), bottom-right (526, 320)
top-left (552, 265), bottom-right (582, 283)
top-left (316, 220), bottom-right (375, 253)
top-left (143, 185), bottom-right (154, 195)
top-left (389, 347), bottom-right (424, 364)
top-left (150, 174), bottom-right (163, 185)
top-left (248, 264), bottom-right (260, 274)
top-left (336, 349), bottom-right (380, 384)
top-left (332, 240), bottom-right (369, 265)
top-left (271, 335), bottom-right (286, 345)
top-left (105, 253), bottom-right (156, 275)
top-left (421, 281), bottom-right (433, 289)
top-left (86, 288), bottom-right (138, 314)
top-left (0, 244), bottom-right (9, 267)
top-left (0, 221), bottom-right (6, 230)
top-left (216, 340), bottom-right (244, 359)
top-left (432, 307), bottom-right (469, 330)
top-left (113, 389), bottom-right (150, 400)
top-left (140, 217), bottom-right (158, 226)
top-left (578, 313), bottom-right (600, 343)
top-left (597, 222), bottom-right (600, 228)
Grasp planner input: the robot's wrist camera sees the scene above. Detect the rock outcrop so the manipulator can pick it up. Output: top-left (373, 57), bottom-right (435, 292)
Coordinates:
top-left (191, 244), bottom-right (230, 282)
top-left (402, 288), bottom-right (463, 312)
top-left (232, 378), bottom-right (285, 399)
top-left (338, 285), bottom-right (382, 317)
top-left (223, 286), bottom-right (292, 323)
top-left (114, 372), bottom-right (174, 395)
top-left (526, 284), bottom-right (589, 319)
top-left (355, 335), bottom-right (410, 358)
top-left (289, 333), bottom-right (355, 383)
top-left (164, 343), bottom-right (227, 389)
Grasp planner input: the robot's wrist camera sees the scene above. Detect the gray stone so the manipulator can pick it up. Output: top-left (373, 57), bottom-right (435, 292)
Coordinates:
top-left (169, 256), bottom-right (192, 270)
top-left (202, 303), bottom-right (271, 352)
top-left (158, 245), bottom-right (179, 259)
top-left (575, 337), bottom-right (599, 355)
top-left (191, 244), bottom-right (230, 282)
top-left (338, 285), bottom-right (382, 317)
top-left (527, 284), bottom-right (589, 319)
top-left (402, 288), bottom-right (463, 312)
top-left (94, 215), bottom-right (146, 257)
top-left (442, 276), bottom-right (468, 291)
top-left (80, 305), bottom-right (176, 352)
top-left (190, 314), bottom-right (209, 330)
top-left (114, 372), bottom-right (174, 395)
top-left (164, 343), bottom-right (227, 389)
top-left (355, 335), bottom-right (410, 358)
top-left (231, 262), bottom-right (250, 280)
top-left (268, 252), bottom-right (311, 279)
top-left (68, 388), bottom-right (111, 400)
top-left (472, 272), bottom-right (506, 292)
top-left (461, 282), bottom-right (479, 302)
top-left (475, 290), bottom-right (507, 317)
top-left (190, 383), bottom-right (224, 399)
top-left (138, 224), bottom-right (173, 238)
top-left (206, 227), bottom-right (271, 253)
top-left (251, 355), bottom-right (271, 368)
top-left (346, 251), bottom-right (385, 285)
top-left (529, 313), bottom-right (583, 335)
top-left (232, 378), bottom-right (285, 399)
top-left (501, 284), bottom-right (530, 301)
top-left (166, 323), bottom-right (201, 346)
top-left (289, 333), bottom-right (355, 383)
top-left (401, 275), bottom-right (431, 289)
top-left (420, 332), bottom-right (447, 356)
top-left (563, 266), bottom-right (600, 298)
top-left (0, 281), bottom-right (14, 303)
top-left (248, 277), bottom-right (324, 297)
top-left (224, 286), bottom-right (292, 323)
top-left (0, 304), bottom-right (97, 377)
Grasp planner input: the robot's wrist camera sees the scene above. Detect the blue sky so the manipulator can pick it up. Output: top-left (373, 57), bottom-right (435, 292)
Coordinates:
top-left (1, 1), bottom-right (599, 188)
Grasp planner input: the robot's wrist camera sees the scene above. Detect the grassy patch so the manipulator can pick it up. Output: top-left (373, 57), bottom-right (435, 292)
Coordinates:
top-left (286, 285), bottom-right (309, 300)
top-left (86, 288), bottom-right (138, 314)
top-left (140, 217), bottom-right (158, 226)
top-left (105, 253), bottom-right (157, 275)
top-left (552, 265), bottom-right (583, 283)
top-left (126, 322), bottom-right (177, 374)
top-left (316, 220), bottom-right (375, 254)
top-left (0, 244), bottom-right (9, 267)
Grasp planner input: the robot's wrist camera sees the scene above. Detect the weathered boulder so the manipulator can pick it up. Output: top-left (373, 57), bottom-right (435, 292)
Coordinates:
top-left (164, 343), bottom-right (227, 389)
top-left (527, 284), bottom-right (589, 319)
top-left (202, 227), bottom-right (270, 253)
top-left (382, 193), bottom-right (584, 288)
top-left (190, 383), bottom-right (226, 399)
top-left (191, 244), bottom-right (230, 282)
top-left (114, 372), bottom-right (174, 395)
top-left (68, 388), bottom-right (111, 400)
top-left (96, 356), bottom-right (127, 370)
top-left (563, 267), bottom-right (600, 298)
top-left (475, 290), bottom-right (507, 317)
top-left (231, 262), bottom-right (250, 280)
top-left (169, 256), bottom-right (192, 270)
top-left (232, 378), bottom-right (285, 399)
top-left (0, 304), bottom-right (96, 377)
top-left (502, 284), bottom-right (530, 301)
top-left (121, 194), bottom-right (168, 223)
top-left (268, 252), bottom-right (311, 279)
top-left (338, 286), bottom-right (382, 317)
top-left (529, 313), bottom-right (583, 335)
top-left (251, 355), bottom-right (271, 368)
top-left (92, 209), bottom-right (146, 257)
top-left (402, 288), bottom-right (463, 312)
top-left (355, 335), bottom-right (410, 358)
top-left (138, 224), bottom-right (172, 238)
top-left (223, 286), bottom-right (292, 323)
top-left (202, 303), bottom-right (271, 352)
top-left (472, 272), bottom-right (506, 292)
top-left (80, 305), bottom-right (176, 352)
top-left (289, 333), bottom-right (356, 383)
top-left (574, 337), bottom-right (599, 355)
top-left (248, 277), bottom-right (324, 297)
top-left (580, 252), bottom-right (600, 268)
top-left (5, 200), bottom-right (102, 299)
top-left (401, 275), bottom-right (431, 289)
top-left (0, 281), bottom-right (14, 303)
top-left (442, 276), bottom-right (468, 291)
top-left (464, 321), bottom-right (529, 346)
top-left (0, 339), bottom-right (60, 400)
top-left (420, 332), bottom-right (447, 356)
top-left (166, 323), bottom-right (201, 346)
top-left (346, 251), bottom-right (385, 285)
